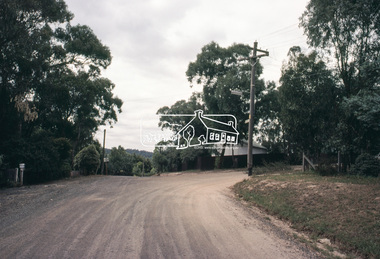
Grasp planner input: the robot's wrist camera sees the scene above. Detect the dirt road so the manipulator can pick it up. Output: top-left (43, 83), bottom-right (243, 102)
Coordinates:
top-left (0, 171), bottom-right (321, 258)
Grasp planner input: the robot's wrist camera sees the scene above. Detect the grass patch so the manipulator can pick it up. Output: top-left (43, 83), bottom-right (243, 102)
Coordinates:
top-left (233, 170), bottom-right (380, 258)
top-left (252, 161), bottom-right (292, 175)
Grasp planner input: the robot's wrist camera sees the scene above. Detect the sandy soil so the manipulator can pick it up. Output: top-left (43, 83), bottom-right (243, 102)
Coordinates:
top-left (0, 170), bottom-right (322, 258)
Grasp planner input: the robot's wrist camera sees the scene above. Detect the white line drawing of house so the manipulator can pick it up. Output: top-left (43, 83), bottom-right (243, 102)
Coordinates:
top-left (176, 110), bottom-right (239, 149)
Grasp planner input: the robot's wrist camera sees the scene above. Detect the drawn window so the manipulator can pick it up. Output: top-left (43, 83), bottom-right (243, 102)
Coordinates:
top-left (215, 133), bottom-right (220, 141)
top-left (231, 136), bottom-right (235, 142)
top-left (227, 136), bottom-right (231, 142)
top-left (210, 132), bottom-right (214, 140)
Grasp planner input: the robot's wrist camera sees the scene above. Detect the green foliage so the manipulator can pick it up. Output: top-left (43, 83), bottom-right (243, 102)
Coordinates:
top-left (0, 131), bottom-right (72, 184)
top-left (234, 172), bottom-right (380, 258)
top-left (255, 81), bottom-right (282, 152)
top-left (124, 149), bottom-right (153, 159)
top-left (74, 145), bottom-right (100, 175)
top-left (351, 153), bottom-right (380, 177)
top-left (300, 0), bottom-right (380, 166)
top-left (150, 167), bottom-right (158, 175)
top-left (279, 47), bottom-right (340, 156)
top-left (252, 161), bottom-right (291, 175)
top-left (108, 146), bottom-right (151, 176)
top-left (186, 42), bottom-right (280, 140)
top-left (301, 0), bottom-right (380, 96)
top-left (108, 146), bottom-right (133, 175)
top-left (152, 144), bottom-right (211, 173)
top-left (341, 89), bottom-right (380, 154)
top-left (157, 92), bottom-right (204, 132)
top-left (316, 156), bottom-right (339, 176)
top-left (156, 41), bottom-right (281, 165)
top-left (0, 0), bottom-right (122, 184)
top-left (0, 155), bottom-right (5, 187)
top-left (152, 148), bottom-right (169, 173)
top-left (132, 162), bottom-right (144, 176)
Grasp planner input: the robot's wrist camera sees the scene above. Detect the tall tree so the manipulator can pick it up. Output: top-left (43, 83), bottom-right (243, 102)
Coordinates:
top-left (156, 93), bottom-right (211, 170)
top-left (279, 47), bottom-right (340, 156)
top-left (0, 0), bottom-right (122, 175)
top-left (301, 0), bottom-right (380, 159)
top-left (157, 92), bottom-right (204, 133)
top-left (341, 89), bottom-right (380, 154)
top-left (0, 0), bottom-right (73, 139)
top-left (186, 41), bottom-right (277, 141)
top-left (255, 81), bottom-right (282, 153)
top-left (301, 0), bottom-right (380, 96)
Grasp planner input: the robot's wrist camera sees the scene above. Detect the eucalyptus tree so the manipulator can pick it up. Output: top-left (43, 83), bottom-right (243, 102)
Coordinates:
top-left (279, 47), bottom-right (340, 156)
top-left (301, 0), bottom-right (380, 96)
top-left (0, 0), bottom-right (122, 148)
top-left (186, 41), bottom-right (278, 142)
top-left (301, 0), bottom-right (380, 158)
top-left (0, 0), bottom-right (122, 179)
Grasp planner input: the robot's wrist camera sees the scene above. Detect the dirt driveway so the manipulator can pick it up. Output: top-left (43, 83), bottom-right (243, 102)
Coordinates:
top-left (0, 171), bottom-right (321, 258)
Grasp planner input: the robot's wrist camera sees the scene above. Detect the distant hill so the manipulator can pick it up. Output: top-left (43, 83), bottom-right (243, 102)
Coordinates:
top-left (105, 148), bottom-right (153, 159)
top-left (125, 149), bottom-right (153, 159)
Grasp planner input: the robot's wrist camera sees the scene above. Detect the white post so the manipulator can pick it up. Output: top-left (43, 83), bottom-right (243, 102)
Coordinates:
top-left (19, 163), bottom-right (25, 186)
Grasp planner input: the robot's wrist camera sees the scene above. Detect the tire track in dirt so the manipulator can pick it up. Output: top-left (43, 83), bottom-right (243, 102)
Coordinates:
top-left (0, 172), bottom-right (322, 258)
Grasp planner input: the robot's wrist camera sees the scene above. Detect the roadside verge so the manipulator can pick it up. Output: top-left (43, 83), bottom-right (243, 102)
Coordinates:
top-left (233, 170), bottom-right (380, 258)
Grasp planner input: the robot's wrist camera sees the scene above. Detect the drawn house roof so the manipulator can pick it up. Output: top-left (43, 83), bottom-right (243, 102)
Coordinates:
top-left (177, 110), bottom-right (239, 137)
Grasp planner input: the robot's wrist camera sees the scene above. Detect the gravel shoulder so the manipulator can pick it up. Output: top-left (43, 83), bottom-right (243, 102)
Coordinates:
top-left (0, 171), bottom-right (322, 258)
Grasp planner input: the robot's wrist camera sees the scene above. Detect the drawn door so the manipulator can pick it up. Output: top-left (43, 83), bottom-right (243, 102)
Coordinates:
top-left (221, 133), bottom-right (226, 143)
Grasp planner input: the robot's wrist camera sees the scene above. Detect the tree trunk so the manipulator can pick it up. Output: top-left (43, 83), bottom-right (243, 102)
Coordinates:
top-left (217, 142), bottom-right (227, 169)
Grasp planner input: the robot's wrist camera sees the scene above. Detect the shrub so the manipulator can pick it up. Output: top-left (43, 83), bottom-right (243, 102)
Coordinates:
top-left (316, 155), bottom-right (338, 176)
top-left (132, 161), bottom-right (143, 176)
top-left (351, 153), bottom-right (380, 177)
top-left (152, 150), bottom-right (168, 173)
top-left (74, 145), bottom-right (100, 175)
top-left (108, 146), bottom-right (134, 175)
top-left (0, 132), bottom-right (73, 184)
top-left (150, 167), bottom-right (158, 175)
top-left (253, 161), bottom-right (291, 175)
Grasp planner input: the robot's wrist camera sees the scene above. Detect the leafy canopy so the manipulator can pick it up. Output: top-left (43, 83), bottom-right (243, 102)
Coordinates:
top-left (0, 1), bottom-right (122, 146)
top-left (0, 0), bottom-right (122, 180)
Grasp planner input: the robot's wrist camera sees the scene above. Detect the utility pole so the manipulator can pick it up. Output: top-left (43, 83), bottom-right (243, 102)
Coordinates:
top-left (247, 41), bottom-right (269, 176)
top-left (100, 129), bottom-right (106, 175)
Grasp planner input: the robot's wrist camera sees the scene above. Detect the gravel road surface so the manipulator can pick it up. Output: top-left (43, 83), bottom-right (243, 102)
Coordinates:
top-left (0, 171), bottom-right (321, 258)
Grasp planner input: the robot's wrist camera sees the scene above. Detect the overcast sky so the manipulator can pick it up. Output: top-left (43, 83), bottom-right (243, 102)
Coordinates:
top-left (64, 0), bottom-right (309, 152)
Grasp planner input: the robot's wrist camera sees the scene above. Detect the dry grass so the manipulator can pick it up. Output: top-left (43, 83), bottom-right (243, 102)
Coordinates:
top-left (233, 170), bottom-right (380, 258)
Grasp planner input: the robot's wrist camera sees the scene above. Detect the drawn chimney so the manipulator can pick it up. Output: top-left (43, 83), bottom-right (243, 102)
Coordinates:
top-left (194, 110), bottom-right (203, 118)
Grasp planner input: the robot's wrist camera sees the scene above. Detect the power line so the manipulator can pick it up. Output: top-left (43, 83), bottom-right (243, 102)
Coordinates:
top-left (258, 23), bottom-right (300, 40)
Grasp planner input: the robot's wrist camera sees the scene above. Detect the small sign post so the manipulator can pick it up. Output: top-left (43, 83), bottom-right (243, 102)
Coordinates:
top-left (19, 163), bottom-right (25, 186)
top-left (103, 158), bottom-right (109, 175)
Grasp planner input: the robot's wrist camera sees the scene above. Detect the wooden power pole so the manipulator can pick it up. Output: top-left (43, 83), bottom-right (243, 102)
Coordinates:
top-left (247, 42), bottom-right (269, 176)
top-left (100, 129), bottom-right (106, 175)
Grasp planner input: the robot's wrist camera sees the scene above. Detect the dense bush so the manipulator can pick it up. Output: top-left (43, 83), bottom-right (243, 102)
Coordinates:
top-left (317, 155), bottom-right (338, 176)
top-left (108, 146), bottom-right (134, 175)
top-left (107, 146), bottom-right (152, 176)
top-left (0, 131), bottom-right (72, 184)
top-left (0, 155), bottom-right (5, 186)
top-left (351, 153), bottom-right (380, 177)
top-left (132, 162), bottom-right (144, 176)
top-left (74, 145), bottom-right (100, 175)
top-left (253, 161), bottom-right (291, 175)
